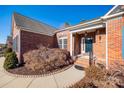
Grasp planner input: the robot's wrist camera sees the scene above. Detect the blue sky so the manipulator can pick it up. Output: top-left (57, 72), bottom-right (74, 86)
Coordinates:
top-left (0, 5), bottom-right (113, 44)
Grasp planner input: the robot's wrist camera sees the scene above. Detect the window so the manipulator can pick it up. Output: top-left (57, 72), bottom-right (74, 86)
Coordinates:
top-left (58, 37), bottom-right (67, 49)
top-left (13, 35), bottom-right (18, 52)
top-left (63, 39), bottom-right (67, 49)
top-left (81, 38), bottom-right (85, 51)
top-left (58, 39), bottom-right (62, 48)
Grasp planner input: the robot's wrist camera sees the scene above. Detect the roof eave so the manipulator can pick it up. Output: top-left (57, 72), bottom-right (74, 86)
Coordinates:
top-left (101, 11), bottom-right (124, 20)
top-left (19, 26), bottom-right (54, 36)
top-left (54, 18), bottom-right (102, 33)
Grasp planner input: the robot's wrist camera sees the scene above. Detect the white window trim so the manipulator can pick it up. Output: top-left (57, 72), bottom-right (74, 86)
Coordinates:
top-left (81, 37), bottom-right (85, 54)
top-left (58, 37), bottom-right (67, 49)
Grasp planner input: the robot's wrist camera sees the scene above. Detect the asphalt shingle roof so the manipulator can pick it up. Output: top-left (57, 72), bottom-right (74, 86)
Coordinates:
top-left (13, 12), bottom-right (57, 36)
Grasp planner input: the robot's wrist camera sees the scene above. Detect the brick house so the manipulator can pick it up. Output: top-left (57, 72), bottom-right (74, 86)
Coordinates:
top-left (12, 5), bottom-right (124, 68)
top-left (12, 13), bottom-right (57, 63)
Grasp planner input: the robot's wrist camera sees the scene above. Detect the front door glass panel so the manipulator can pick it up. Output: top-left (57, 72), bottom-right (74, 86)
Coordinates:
top-left (85, 38), bottom-right (93, 53)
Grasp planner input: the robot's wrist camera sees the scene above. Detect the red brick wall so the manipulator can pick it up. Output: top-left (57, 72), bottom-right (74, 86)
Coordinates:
top-left (20, 30), bottom-right (54, 62)
top-left (107, 15), bottom-right (124, 66)
top-left (74, 33), bottom-right (81, 55)
top-left (93, 28), bottom-right (106, 64)
top-left (12, 19), bottom-right (20, 62)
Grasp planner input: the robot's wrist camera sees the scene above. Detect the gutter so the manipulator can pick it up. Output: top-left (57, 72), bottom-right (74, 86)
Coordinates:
top-left (54, 19), bottom-right (101, 33)
top-left (17, 26), bottom-right (54, 36)
top-left (101, 12), bottom-right (124, 20)
top-left (55, 11), bottom-right (124, 34)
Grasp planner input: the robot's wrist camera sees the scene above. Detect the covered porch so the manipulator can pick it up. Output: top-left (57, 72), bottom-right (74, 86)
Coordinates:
top-left (70, 23), bottom-right (106, 67)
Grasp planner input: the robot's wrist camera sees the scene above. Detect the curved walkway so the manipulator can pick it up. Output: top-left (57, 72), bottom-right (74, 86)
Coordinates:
top-left (0, 57), bottom-right (85, 88)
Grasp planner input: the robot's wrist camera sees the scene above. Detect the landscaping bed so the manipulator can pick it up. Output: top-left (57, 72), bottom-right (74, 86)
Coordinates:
top-left (7, 64), bottom-right (73, 75)
top-left (70, 62), bottom-right (124, 88)
top-left (4, 46), bottom-right (74, 75)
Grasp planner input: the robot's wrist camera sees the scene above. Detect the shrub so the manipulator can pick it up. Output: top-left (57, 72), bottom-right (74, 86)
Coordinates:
top-left (85, 65), bottom-right (106, 81)
top-left (70, 64), bottom-right (124, 88)
top-left (70, 77), bottom-right (97, 88)
top-left (23, 46), bottom-right (73, 72)
top-left (4, 48), bottom-right (12, 57)
top-left (4, 52), bottom-right (18, 70)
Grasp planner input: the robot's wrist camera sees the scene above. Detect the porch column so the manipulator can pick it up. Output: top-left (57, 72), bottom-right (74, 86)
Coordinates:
top-left (70, 32), bottom-right (73, 56)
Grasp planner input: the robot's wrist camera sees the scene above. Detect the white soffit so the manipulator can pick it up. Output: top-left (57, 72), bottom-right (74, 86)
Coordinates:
top-left (71, 24), bottom-right (105, 33)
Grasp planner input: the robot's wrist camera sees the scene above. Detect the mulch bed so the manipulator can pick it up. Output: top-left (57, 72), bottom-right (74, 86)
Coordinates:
top-left (5, 46), bottom-right (74, 76)
top-left (7, 64), bottom-right (73, 75)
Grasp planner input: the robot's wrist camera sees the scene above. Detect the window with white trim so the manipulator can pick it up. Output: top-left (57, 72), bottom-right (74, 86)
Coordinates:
top-left (58, 39), bottom-right (62, 48)
top-left (58, 37), bottom-right (67, 49)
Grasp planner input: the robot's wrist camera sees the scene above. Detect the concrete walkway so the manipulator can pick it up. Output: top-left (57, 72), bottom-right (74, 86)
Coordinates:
top-left (0, 57), bottom-right (85, 88)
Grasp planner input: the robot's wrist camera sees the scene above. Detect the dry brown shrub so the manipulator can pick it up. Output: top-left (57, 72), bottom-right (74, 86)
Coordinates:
top-left (70, 77), bottom-right (97, 88)
top-left (70, 63), bottom-right (124, 88)
top-left (23, 45), bottom-right (73, 73)
top-left (85, 65), bottom-right (106, 81)
top-left (107, 62), bottom-right (124, 87)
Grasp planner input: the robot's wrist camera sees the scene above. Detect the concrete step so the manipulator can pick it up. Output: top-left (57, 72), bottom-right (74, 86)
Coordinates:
top-left (77, 57), bottom-right (89, 61)
top-left (75, 58), bottom-right (89, 68)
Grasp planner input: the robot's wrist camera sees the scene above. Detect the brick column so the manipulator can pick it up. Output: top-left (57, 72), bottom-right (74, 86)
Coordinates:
top-left (107, 16), bottom-right (124, 66)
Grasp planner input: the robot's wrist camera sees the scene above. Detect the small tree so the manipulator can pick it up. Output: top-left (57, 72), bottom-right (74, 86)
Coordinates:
top-left (4, 52), bottom-right (18, 70)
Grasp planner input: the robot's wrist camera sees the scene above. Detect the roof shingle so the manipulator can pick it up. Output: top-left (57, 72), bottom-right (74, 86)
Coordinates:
top-left (13, 12), bottom-right (57, 36)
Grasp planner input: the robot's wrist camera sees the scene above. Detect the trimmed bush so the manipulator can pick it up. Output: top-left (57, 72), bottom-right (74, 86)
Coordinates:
top-left (4, 52), bottom-right (18, 70)
top-left (4, 48), bottom-right (12, 57)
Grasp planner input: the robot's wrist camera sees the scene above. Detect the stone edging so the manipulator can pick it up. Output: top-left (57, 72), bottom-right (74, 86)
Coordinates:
top-left (3, 65), bottom-right (73, 78)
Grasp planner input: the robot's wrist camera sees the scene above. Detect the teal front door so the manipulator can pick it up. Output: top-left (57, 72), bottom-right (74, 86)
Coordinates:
top-left (85, 38), bottom-right (93, 53)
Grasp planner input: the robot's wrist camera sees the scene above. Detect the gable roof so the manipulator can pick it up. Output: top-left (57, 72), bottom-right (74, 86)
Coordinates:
top-left (105, 5), bottom-right (124, 16)
top-left (13, 12), bottom-right (57, 36)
